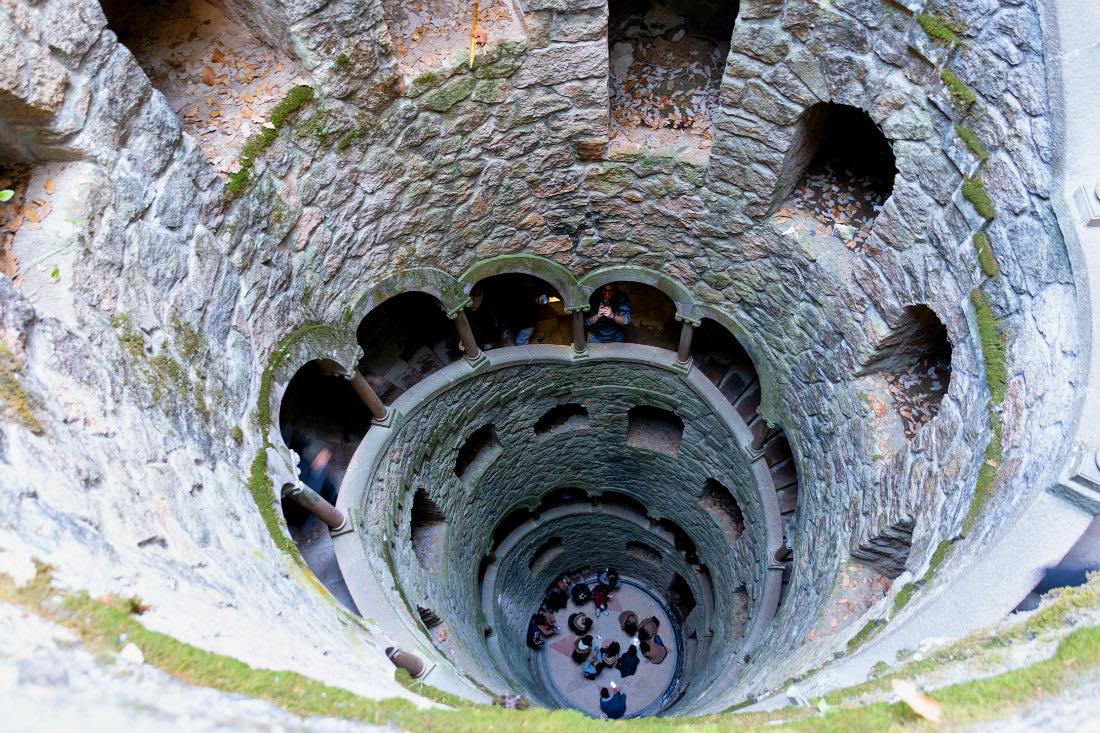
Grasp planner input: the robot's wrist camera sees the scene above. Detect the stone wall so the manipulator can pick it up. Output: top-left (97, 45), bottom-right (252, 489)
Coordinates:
top-left (0, 0), bottom-right (1086, 716)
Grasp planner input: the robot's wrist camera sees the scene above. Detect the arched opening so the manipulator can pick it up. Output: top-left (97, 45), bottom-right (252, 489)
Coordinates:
top-left (528, 537), bottom-right (564, 572)
top-left (627, 540), bottom-right (662, 564)
top-left (356, 291), bottom-right (459, 403)
top-left (455, 424), bottom-right (502, 481)
top-left (627, 405), bottom-right (684, 455)
top-left (534, 403), bottom-right (590, 437)
top-left (98, 0), bottom-right (306, 173)
top-left (700, 479), bottom-right (744, 544)
top-left (600, 491), bottom-right (651, 519)
top-left (657, 518), bottom-right (699, 565)
top-left (277, 359), bottom-right (370, 613)
top-left (667, 572), bottom-right (697, 621)
top-left (411, 488), bottom-right (447, 572)
top-left (492, 506), bottom-right (535, 548)
top-left (536, 486), bottom-right (589, 513)
top-left (690, 318), bottom-right (760, 408)
top-left (380, 0), bottom-right (525, 80)
top-left (773, 103), bottom-right (897, 250)
top-left (608, 0), bottom-right (741, 158)
top-left (860, 304), bottom-right (953, 439)
top-left (467, 273), bottom-right (568, 349)
top-left (0, 164), bottom-right (32, 280)
top-left (852, 516), bottom-right (914, 579)
top-left (585, 281), bottom-right (679, 348)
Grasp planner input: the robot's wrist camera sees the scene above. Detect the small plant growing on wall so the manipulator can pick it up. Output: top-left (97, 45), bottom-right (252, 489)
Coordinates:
top-left (0, 189), bottom-right (14, 202)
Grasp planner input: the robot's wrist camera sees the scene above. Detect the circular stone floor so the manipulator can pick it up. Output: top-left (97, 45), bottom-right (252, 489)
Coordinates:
top-left (534, 577), bottom-right (680, 718)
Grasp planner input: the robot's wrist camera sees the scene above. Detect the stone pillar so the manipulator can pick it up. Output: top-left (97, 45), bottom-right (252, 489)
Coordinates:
top-left (286, 483), bottom-right (347, 532)
top-left (571, 310), bottom-right (587, 354)
top-left (676, 321), bottom-right (695, 364)
top-left (347, 370), bottom-right (390, 423)
top-left (453, 311), bottom-right (482, 361)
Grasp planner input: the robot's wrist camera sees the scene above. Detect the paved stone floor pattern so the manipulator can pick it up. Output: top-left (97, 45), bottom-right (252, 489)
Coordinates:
top-left (537, 578), bottom-right (677, 719)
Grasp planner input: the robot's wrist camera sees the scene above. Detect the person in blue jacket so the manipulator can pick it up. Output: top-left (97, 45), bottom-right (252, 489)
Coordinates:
top-left (586, 284), bottom-right (631, 343)
top-left (599, 685), bottom-right (627, 719)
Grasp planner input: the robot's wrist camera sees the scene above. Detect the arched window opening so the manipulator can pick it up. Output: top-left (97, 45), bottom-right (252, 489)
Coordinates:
top-left (278, 360), bottom-right (372, 524)
top-left (380, 0), bottom-right (525, 80)
top-left (600, 491), bottom-right (651, 520)
top-left (658, 518), bottom-right (699, 565)
top-left (0, 164), bottom-right (33, 280)
top-left (357, 291), bottom-right (458, 403)
top-left (851, 516), bottom-right (914, 580)
top-left (700, 479), bottom-right (744, 544)
top-left (410, 488), bottom-right (447, 572)
top-left (492, 506), bottom-right (535, 548)
top-left (454, 424), bottom-right (502, 481)
top-left (534, 403), bottom-right (590, 437)
top-left (477, 554), bottom-right (495, 589)
top-left (626, 405), bottom-right (684, 455)
top-left (586, 281), bottom-right (679, 349)
top-left (467, 273), bottom-right (568, 349)
top-left (529, 537), bottom-right (564, 572)
top-left (860, 305), bottom-right (953, 440)
top-left (667, 572), bottom-right (697, 621)
top-left (608, 0), bottom-right (741, 158)
top-left (627, 540), bottom-right (662, 564)
top-left (99, 0), bottom-right (305, 172)
top-left (690, 319), bottom-right (759, 402)
top-left (773, 103), bottom-right (897, 250)
top-left (537, 486), bottom-right (589, 512)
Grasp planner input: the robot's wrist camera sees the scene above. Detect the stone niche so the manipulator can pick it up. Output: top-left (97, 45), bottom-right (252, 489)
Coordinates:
top-left (608, 0), bottom-right (740, 160)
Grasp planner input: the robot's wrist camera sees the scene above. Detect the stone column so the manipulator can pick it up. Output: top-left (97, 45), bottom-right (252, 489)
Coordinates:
top-left (571, 310), bottom-right (587, 354)
top-left (676, 321), bottom-right (695, 364)
top-left (286, 483), bottom-right (347, 532)
top-left (348, 370), bottom-right (390, 423)
top-left (453, 311), bottom-right (482, 361)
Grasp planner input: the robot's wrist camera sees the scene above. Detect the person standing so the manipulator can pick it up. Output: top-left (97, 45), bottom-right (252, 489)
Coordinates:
top-left (572, 634), bottom-right (594, 663)
top-left (592, 583), bottom-right (612, 617)
top-left (617, 643), bottom-right (640, 678)
top-left (640, 638), bottom-right (667, 664)
top-left (638, 615), bottom-right (660, 640)
top-left (570, 580), bottom-right (592, 606)
top-left (586, 284), bottom-right (631, 343)
top-left (619, 610), bottom-right (638, 636)
top-left (568, 611), bottom-right (592, 635)
top-left (601, 641), bottom-right (621, 668)
top-left (599, 684), bottom-right (627, 719)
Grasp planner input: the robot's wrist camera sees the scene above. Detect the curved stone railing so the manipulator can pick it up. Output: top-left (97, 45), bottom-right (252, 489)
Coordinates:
top-left (331, 343), bottom-right (788, 702)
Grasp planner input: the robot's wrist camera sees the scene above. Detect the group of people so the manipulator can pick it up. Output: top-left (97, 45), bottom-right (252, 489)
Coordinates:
top-left (463, 281), bottom-right (634, 352)
top-left (526, 568), bottom-right (670, 720)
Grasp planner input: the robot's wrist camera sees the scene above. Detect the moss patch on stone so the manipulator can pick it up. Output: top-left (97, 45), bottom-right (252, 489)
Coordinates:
top-left (941, 69), bottom-right (977, 110)
top-left (963, 412), bottom-right (1003, 535)
top-left (917, 13), bottom-right (962, 46)
top-left (973, 231), bottom-right (1000, 278)
top-left (0, 342), bottom-right (42, 434)
top-left (892, 583), bottom-right (916, 613)
top-left (955, 124), bottom-right (990, 162)
top-left (962, 176), bottom-right (996, 220)
top-left (247, 448), bottom-right (303, 566)
top-left (226, 85), bottom-right (315, 200)
top-left (846, 618), bottom-right (885, 653)
top-left (970, 288), bottom-right (1007, 405)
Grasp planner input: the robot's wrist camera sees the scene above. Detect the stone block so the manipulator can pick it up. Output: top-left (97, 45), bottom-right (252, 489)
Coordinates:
top-left (511, 41), bottom-right (606, 88)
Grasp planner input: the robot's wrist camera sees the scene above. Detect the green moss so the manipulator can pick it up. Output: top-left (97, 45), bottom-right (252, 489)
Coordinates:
top-left (892, 583), bottom-right (916, 613)
top-left (335, 53), bottom-right (350, 68)
top-left (394, 669), bottom-right (478, 708)
top-left (962, 176), bottom-right (996, 220)
top-left (225, 86), bottom-right (314, 201)
top-left (171, 318), bottom-right (205, 361)
top-left (847, 619), bottom-right (884, 653)
top-left (963, 412), bottom-right (1003, 535)
top-left (923, 540), bottom-right (954, 583)
top-left (110, 313), bottom-right (146, 360)
top-left (941, 69), bottom-right (978, 110)
top-left (255, 322), bottom-right (338, 431)
top-left (970, 289), bottom-right (1007, 405)
top-left (955, 124), bottom-right (990, 162)
top-left (336, 129), bottom-right (363, 152)
top-left (916, 13), bottom-right (962, 46)
top-left (0, 342), bottom-right (43, 434)
top-left (247, 449), bottom-right (303, 565)
top-left (973, 231), bottom-right (1000, 278)
top-left (231, 426), bottom-right (244, 444)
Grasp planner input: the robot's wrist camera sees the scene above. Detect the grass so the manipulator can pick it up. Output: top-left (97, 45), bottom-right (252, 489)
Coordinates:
top-left (916, 13), bottom-right (962, 46)
top-left (962, 176), bottom-right (996, 220)
top-left (892, 583), bottom-right (916, 613)
top-left (940, 69), bottom-right (977, 110)
top-left (973, 231), bottom-right (1000, 277)
top-left (846, 619), bottom-right (885, 653)
top-left (970, 289), bottom-right (1007, 405)
top-left (963, 412), bottom-right (1003, 535)
top-left (955, 124), bottom-right (990, 162)
top-left (226, 85), bottom-right (314, 200)
top-left (4, 565), bottom-right (1100, 733)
